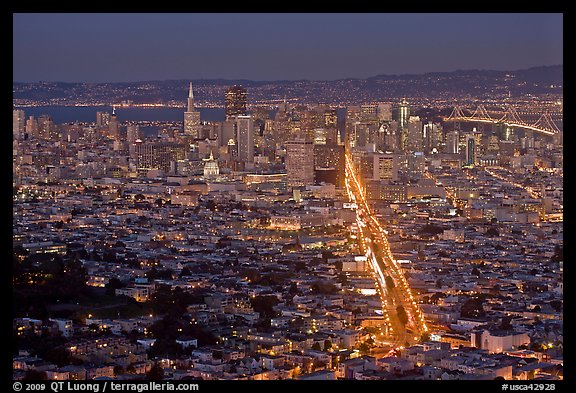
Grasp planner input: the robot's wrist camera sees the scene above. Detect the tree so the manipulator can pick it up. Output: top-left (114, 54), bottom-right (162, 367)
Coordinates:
top-left (499, 316), bottom-right (513, 330)
top-left (179, 266), bottom-right (192, 277)
top-left (250, 295), bottom-right (280, 318)
top-left (146, 362), bottom-right (164, 380)
top-left (205, 200), bottom-right (216, 212)
top-left (551, 245), bottom-right (563, 263)
top-left (324, 340), bottom-right (332, 351)
top-left (106, 278), bottom-right (125, 295)
top-left (385, 275), bottom-right (395, 289)
top-left (311, 342), bottom-right (321, 351)
top-left (358, 342), bottom-right (371, 354)
top-left (471, 267), bottom-right (481, 277)
top-left (460, 297), bottom-right (486, 319)
top-left (288, 282), bottom-right (299, 295)
top-left (114, 365), bottom-right (124, 375)
top-left (485, 227), bottom-right (499, 237)
top-left (549, 300), bottom-right (562, 313)
top-left (22, 370), bottom-right (48, 380)
top-left (396, 305), bottom-right (408, 326)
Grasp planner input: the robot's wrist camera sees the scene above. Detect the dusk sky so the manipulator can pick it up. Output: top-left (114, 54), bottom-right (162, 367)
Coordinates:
top-left (13, 13), bottom-right (563, 83)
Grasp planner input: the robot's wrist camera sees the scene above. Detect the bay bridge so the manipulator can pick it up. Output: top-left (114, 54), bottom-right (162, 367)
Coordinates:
top-left (444, 105), bottom-right (562, 136)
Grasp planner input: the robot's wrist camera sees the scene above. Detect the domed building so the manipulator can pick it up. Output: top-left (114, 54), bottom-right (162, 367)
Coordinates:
top-left (203, 151), bottom-right (219, 179)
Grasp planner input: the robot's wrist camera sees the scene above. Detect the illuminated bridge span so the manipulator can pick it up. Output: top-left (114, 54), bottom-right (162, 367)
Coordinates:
top-left (444, 105), bottom-right (561, 136)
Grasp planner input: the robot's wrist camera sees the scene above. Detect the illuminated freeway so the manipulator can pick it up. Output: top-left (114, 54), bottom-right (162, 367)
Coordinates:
top-left (344, 151), bottom-right (428, 347)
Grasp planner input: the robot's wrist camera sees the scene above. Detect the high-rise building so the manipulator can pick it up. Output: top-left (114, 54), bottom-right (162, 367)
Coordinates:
top-left (235, 115), bottom-right (254, 163)
top-left (406, 116), bottom-right (423, 152)
top-left (109, 108), bottom-right (120, 140)
top-left (127, 125), bottom-right (142, 144)
top-left (13, 109), bottom-right (25, 140)
top-left (465, 135), bottom-right (476, 167)
top-left (324, 109), bottom-right (338, 128)
top-left (397, 98), bottom-right (410, 151)
top-left (225, 85), bottom-right (247, 119)
top-left (398, 98), bottom-right (410, 130)
top-left (96, 111), bottom-right (110, 128)
top-left (184, 82), bottom-right (201, 137)
top-left (133, 141), bottom-right (186, 173)
top-left (423, 122), bottom-right (443, 153)
top-left (373, 153), bottom-right (399, 182)
top-left (286, 136), bottom-right (314, 188)
top-left (37, 115), bottom-right (55, 140)
top-left (407, 151), bottom-right (425, 177)
top-left (446, 130), bottom-right (459, 154)
top-left (377, 103), bottom-right (393, 122)
top-left (314, 144), bottom-right (345, 187)
top-left (25, 116), bottom-right (38, 138)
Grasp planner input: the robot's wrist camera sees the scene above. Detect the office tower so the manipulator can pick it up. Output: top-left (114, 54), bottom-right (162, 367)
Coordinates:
top-left (486, 133), bottom-right (500, 154)
top-left (324, 109), bottom-right (338, 128)
top-left (108, 108), bottom-right (120, 140)
top-left (13, 109), bottom-right (25, 140)
top-left (37, 115), bottom-right (55, 140)
top-left (406, 116), bottom-right (423, 152)
top-left (408, 152), bottom-right (425, 177)
top-left (96, 111), bottom-right (110, 128)
top-left (377, 103), bottom-right (393, 122)
top-left (286, 136), bottom-right (314, 188)
top-left (350, 122), bottom-right (380, 149)
top-left (235, 115), bottom-right (254, 163)
top-left (220, 120), bottom-right (236, 147)
top-left (398, 98), bottom-right (410, 130)
top-left (133, 141), bottom-right (186, 173)
top-left (423, 122), bottom-right (443, 153)
top-left (360, 104), bottom-right (379, 122)
top-left (473, 130), bottom-right (484, 157)
top-left (127, 124), bottom-right (142, 144)
top-left (446, 130), bottom-right (459, 154)
top-left (373, 153), bottom-right (399, 182)
top-left (465, 134), bottom-right (476, 167)
top-left (184, 82), bottom-right (201, 137)
top-left (225, 85), bottom-right (247, 119)
top-left (497, 123), bottom-right (514, 141)
top-left (498, 140), bottom-right (516, 157)
top-left (314, 144), bottom-right (345, 187)
top-left (25, 116), bottom-right (38, 138)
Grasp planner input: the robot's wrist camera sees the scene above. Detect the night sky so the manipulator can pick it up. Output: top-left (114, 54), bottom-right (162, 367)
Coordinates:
top-left (13, 13), bottom-right (563, 83)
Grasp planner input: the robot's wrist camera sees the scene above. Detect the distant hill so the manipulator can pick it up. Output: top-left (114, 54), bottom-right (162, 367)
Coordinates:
top-left (13, 65), bottom-right (562, 106)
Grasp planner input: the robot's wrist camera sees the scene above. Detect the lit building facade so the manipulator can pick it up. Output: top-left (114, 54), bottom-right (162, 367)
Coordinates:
top-left (225, 85), bottom-right (247, 119)
top-left (286, 137), bottom-right (314, 188)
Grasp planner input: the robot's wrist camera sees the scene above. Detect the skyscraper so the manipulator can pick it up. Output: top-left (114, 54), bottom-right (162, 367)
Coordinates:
top-left (423, 122), bottom-right (443, 153)
top-left (127, 124), bottom-right (142, 145)
top-left (96, 111), bottom-right (110, 128)
top-left (465, 134), bottom-right (476, 167)
top-left (225, 85), bottom-right (247, 119)
top-left (184, 82), bottom-right (201, 138)
top-left (398, 98), bottom-right (410, 130)
top-left (446, 130), bottom-right (459, 154)
top-left (108, 108), bottom-right (120, 141)
top-left (13, 109), bottom-right (25, 140)
top-left (314, 144), bottom-right (345, 187)
top-left (286, 136), bottom-right (314, 188)
top-left (373, 153), bottom-right (399, 182)
top-left (235, 115), bottom-right (254, 163)
top-left (406, 116), bottom-right (423, 152)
